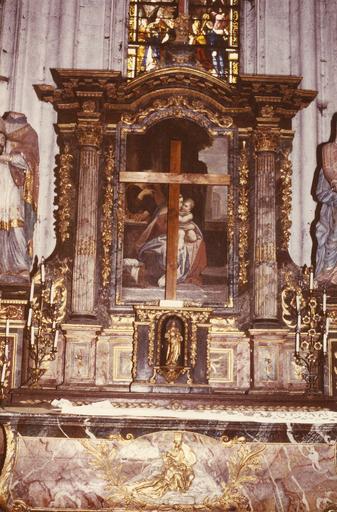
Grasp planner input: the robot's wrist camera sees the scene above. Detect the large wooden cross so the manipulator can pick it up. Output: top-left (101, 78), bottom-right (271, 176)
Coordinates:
top-left (121, 140), bottom-right (231, 299)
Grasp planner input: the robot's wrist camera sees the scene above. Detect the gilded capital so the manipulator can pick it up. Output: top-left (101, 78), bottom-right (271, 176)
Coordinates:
top-left (76, 123), bottom-right (103, 147)
top-left (254, 130), bottom-right (279, 153)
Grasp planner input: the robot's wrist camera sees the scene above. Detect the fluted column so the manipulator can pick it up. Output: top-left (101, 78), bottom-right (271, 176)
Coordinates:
top-left (71, 123), bottom-right (102, 315)
top-left (253, 130), bottom-right (279, 321)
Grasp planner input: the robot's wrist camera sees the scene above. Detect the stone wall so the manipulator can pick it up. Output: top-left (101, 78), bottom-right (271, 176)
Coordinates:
top-left (241, 0), bottom-right (337, 266)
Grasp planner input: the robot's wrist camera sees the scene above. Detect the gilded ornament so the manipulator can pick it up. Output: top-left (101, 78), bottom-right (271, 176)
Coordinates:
top-left (0, 300), bottom-right (26, 320)
top-left (203, 443), bottom-right (265, 512)
top-left (254, 130), bottom-right (279, 153)
top-left (82, 100), bottom-right (96, 113)
top-left (227, 184), bottom-right (235, 242)
top-left (76, 236), bottom-right (96, 256)
top-left (121, 96), bottom-right (233, 130)
top-left (57, 143), bottom-right (74, 243)
top-left (10, 501), bottom-right (29, 512)
top-left (76, 123), bottom-right (103, 147)
top-left (260, 104), bottom-right (274, 118)
top-left (101, 144), bottom-right (115, 287)
top-left (0, 424), bottom-right (17, 509)
top-left (26, 258), bottom-right (70, 387)
top-left (134, 306), bottom-right (211, 382)
top-left (279, 146), bottom-right (292, 250)
top-left (254, 242), bottom-right (276, 263)
top-left (238, 141), bottom-right (249, 285)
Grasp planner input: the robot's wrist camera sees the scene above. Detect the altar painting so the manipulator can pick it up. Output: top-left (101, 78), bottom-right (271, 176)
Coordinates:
top-left (119, 120), bottom-right (231, 305)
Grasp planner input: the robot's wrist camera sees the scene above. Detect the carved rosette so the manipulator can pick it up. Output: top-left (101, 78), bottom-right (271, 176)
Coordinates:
top-left (101, 143), bottom-right (115, 288)
top-left (279, 146), bottom-right (292, 251)
top-left (238, 141), bottom-right (249, 285)
top-left (57, 143), bottom-right (74, 243)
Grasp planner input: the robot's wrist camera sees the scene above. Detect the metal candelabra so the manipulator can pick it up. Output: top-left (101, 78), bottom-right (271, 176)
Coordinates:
top-left (291, 266), bottom-right (329, 394)
top-left (26, 257), bottom-right (61, 387)
top-left (0, 318), bottom-right (11, 400)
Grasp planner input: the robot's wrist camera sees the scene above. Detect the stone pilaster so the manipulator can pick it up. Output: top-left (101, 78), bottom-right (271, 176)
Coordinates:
top-left (253, 130), bottom-right (279, 321)
top-left (71, 123), bottom-right (102, 315)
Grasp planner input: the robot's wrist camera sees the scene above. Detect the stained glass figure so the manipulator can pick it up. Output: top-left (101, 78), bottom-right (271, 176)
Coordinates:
top-left (127, 0), bottom-right (240, 82)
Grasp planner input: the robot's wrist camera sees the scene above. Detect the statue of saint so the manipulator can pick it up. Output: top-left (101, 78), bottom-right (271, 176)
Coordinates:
top-left (0, 112), bottom-right (39, 282)
top-left (164, 320), bottom-right (183, 366)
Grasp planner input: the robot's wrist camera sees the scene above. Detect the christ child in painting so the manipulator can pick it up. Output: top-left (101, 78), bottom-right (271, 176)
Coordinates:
top-left (179, 197), bottom-right (198, 243)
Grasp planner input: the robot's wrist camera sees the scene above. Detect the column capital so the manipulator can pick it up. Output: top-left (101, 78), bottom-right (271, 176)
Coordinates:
top-left (76, 122), bottom-right (103, 148)
top-left (254, 129), bottom-right (280, 153)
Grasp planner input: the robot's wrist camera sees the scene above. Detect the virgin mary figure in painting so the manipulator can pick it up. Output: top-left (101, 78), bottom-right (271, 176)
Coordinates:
top-left (136, 195), bottom-right (207, 288)
top-left (0, 112), bottom-right (39, 282)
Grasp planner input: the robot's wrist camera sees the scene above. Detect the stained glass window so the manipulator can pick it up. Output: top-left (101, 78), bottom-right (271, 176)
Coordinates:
top-left (127, 0), bottom-right (240, 83)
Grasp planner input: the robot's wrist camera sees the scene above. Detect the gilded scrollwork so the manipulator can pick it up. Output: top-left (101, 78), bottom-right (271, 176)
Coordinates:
top-left (203, 441), bottom-right (265, 512)
top-left (46, 257), bottom-right (71, 324)
top-left (281, 270), bottom-right (300, 329)
top-left (101, 144), bottom-right (115, 287)
top-left (238, 140), bottom-right (249, 285)
top-left (132, 321), bottom-right (140, 379)
top-left (79, 431), bottom-right (265, 512)
top-left (57, 143), bottom-right (74, 243)
top-left (0, 424), bottom-right (17, 509)
top-left (0, 300), bottom-right (26, 321)
top-left (122, 96), bottom-right (233, 130)
top-left (279, 146), bottom-right (292, 251)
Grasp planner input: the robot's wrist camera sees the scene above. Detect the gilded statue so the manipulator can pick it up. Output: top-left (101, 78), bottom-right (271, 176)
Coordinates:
top-left (133, 433), bottom-right (196, 499)
top-left (164, 320), bottom-right (183, 366)
top-left (316, 117), bottom-right (337, 284)
top-left (0, 112), bottom-right (39, 282)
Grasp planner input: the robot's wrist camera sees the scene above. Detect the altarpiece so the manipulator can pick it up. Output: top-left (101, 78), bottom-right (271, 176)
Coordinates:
top-left (1, 1), bottom-right (337, 510)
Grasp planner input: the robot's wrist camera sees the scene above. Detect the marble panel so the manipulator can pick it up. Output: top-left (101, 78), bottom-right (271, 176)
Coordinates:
top-left (96, 335), bottom-right (132, 385)
top-left (209, 335), bottom-right (250, 390)
top-left (7, 430), bottom-right (337, 511)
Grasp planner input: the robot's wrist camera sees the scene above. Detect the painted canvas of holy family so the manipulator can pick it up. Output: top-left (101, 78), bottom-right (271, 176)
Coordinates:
top-left (120, 122), bottom-right (230, 304)
top-left (122, 182), bottom-right (228, 304)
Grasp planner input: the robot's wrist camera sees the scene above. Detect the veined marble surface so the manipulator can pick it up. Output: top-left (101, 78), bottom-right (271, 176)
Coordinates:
top-left (41, 398), bottom-right (337, 425)
top-left (8, 430), bottom-right (337, 511)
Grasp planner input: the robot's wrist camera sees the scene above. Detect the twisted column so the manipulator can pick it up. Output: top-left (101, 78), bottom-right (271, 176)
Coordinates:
top-left (253, 130), bottom-right (279, 321)
top-left (71, 123), bottom-right (102, 315)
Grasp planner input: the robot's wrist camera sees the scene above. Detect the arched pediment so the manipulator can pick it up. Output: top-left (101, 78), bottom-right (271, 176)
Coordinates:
top-left (35, 68), bottom-right (316, 131)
